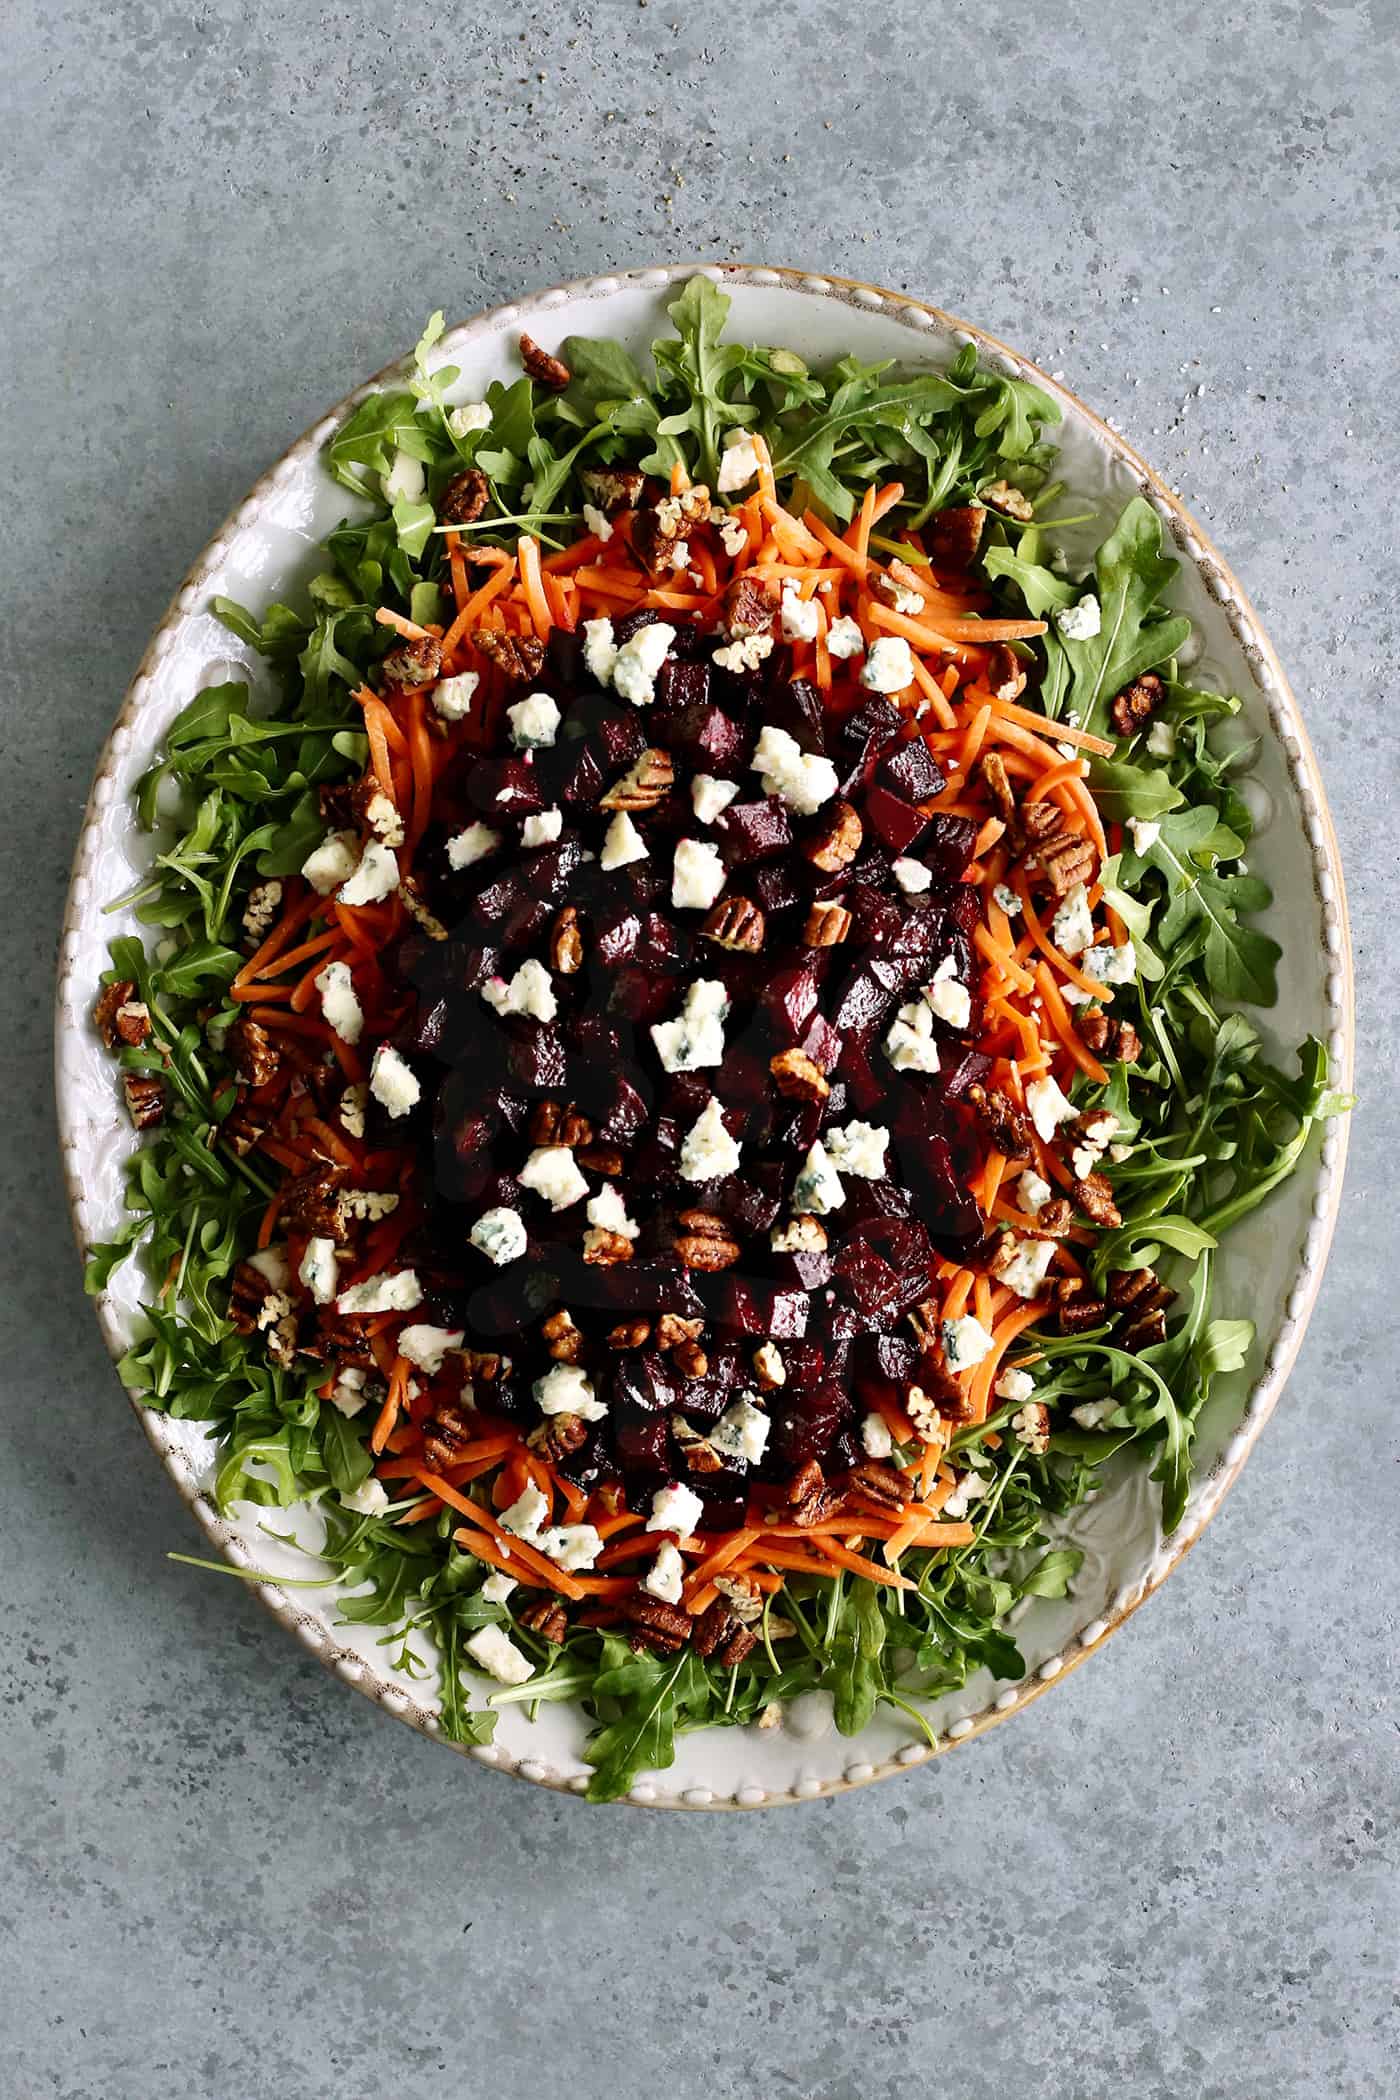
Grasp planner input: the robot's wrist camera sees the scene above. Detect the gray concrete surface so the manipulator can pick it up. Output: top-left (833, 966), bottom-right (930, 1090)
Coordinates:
top-left (2, 2), bottom-right (1395, 2095)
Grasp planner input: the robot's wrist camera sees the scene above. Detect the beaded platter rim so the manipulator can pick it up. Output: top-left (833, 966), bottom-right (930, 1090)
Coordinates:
top-left (54, 262), bottom-right (1354, 1811)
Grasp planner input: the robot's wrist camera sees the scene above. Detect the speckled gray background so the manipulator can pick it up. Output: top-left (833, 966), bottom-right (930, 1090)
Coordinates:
top-left (2, 2), bottom-right (1395, 2094)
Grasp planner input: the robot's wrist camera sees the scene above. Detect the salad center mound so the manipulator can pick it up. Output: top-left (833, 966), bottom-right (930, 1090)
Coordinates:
top-left (88, 278), bottom-right (1344, 1799)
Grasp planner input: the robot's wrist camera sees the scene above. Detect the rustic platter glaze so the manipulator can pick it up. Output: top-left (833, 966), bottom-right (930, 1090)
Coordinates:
top-left (55, 265), bottom-right (1352, 1808)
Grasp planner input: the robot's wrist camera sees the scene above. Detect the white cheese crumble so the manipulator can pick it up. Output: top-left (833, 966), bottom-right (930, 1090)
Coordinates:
top-left (587, 1182), bottom-right (638, 1239)
top-left (886, 579), bottom-right (924, 616)
top-left (791, 1139), bottom-right (845, 1215)
top-left (329, 1366), bottom-right (368, 1417)
top-left (370, 1043), bottom-right (420, 1119)
top-left (314, 959), bottom-right (363, 1045)
top-left (1084, 941), bottom-right (1136, 986)
top-left (942, 1314), bottom-right (995, 1371)
top-left (716, 431), bottom-right (761, 493)
top-left (481, 1570), bottom-right (517, 1603)
top-left (1056, 593), bottom-right (1102, 640)
top-left (1072, 1399), bottom-right (1121, 1429)
top-left (447, 400), bottom-right (492, 437)
top-left (336, 1269), bottom-right (423, 1316)
top-left (892, 857), bottom-right (933, 894)
top-left (446, 820), bottom-right (499, 870)
top-left (1025, 1073), bottom-right (1078, 1142)
top-left (521, 807), bottom-right (563, 848)
top-left (432, 671), bottom-right (480, 721)
top-left (780, 581), bottom-right (821, 642)
top-left (884, 998), bottom-right (940, 1074)
top-left (680, 1097), bottom-right (742, 1182)
top-left (339, 841), bottom-right (400, 907)
top-left (643, 1542), bottom-right (686, 1604)
top-left (1017, 1169), bottom-right (1053, 1214)
top-left (1128, 817), bottom-right (1161, 854)
top-left (942, 1470), bottom-right (991, 1521)
top-left (582, 502), bottom-right (614, 542)
top-left (822, 1120), bottom-right (889, 1179)
top-left (298, 1236), bottom-right (338, 1305)
top-left (470, 1207), bottom-right (527, 1265)
top-left (517, 1146), bottom-right (590, 1212)
top-left (397, 1323), bottom-right (464, 1375)
top-left (301, 831), bottom-right (360, 896)
top-left (481, 957), bottom-right (557, 1022)
top-left (750, 724), bottom-right (838, 814)
top-left (500, 1482), bottom-right (549, 1538)
top-left (712, 1394), bottom-right (771, 1464)
top-left (1145, 719), bottom-right (1177, 758)
top-left (611, 621), bottom-right (676, 706)
top-left (647, 1481), bottom-right (706, 1540)
top-left (342, 1475), bottom-right (391, 1517)
top-left (1051, 882), bottom-right (1095, 958)
top-left (691, 774), bottom-right (741, 825)
top-left (992, 881), bottom-right (1022, 917)
top-left (672, 837), bottom-right (727, 911)
top-left (600, 810), bottom-right (649, 870)
top-left (381, 448), bottom-right (426, 504)
top-left (506, 691), bottom-right (561, 749)
top-left (465, 1624), bottom-right (534, 1686)
top-left (650, 978), bottom-right (729, 1072)
top-left (995, 1236), bottom-right (1057, 1299)
top-left (753, 1342), bottom-right (785, 1386)
top-left (539, 1524), bottom-right (604, 1573)
top-left (860, 635), bottom-right (916, 694)
top-left (582, 616), bottom-right (619, 686)
top-left (861, 1411), bottom-right (894, 1459)
top-left (927, 956), bottom-right (971, 1030)
top-left (713, 631), bottom-right (775, 674)
top-left (825, 615), bottom-right (865, 660)
top-left (995, 1367), bottom-right (1036, 1405)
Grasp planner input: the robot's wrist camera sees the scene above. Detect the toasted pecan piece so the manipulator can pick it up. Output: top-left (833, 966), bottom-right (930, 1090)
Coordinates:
top-left (927, 503), bottom-right (986, 569)
top-left (519, 333), bottom-right (571, 389)
top-left (440, 468), bottom-right (489, 526)
top-left (381, 634), bottom-right (442, 690)
top-left (702, 896), bottom-right (764, 953)
top-left (769, 1047), bottom-right (829, 1102)
top-left (1110, 671), bottom-right (1164, 741)
top-left (472, 629), bottom-right (545, 683)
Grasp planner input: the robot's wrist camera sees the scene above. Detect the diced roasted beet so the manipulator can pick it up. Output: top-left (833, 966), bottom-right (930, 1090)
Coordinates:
top-left (654, 658), bottom-right (714, 722)
top-left (608, 964), bottom-right (680, 1025)
top-left (594, 906), bottom-right (643, 966)
top-left (921, 814), bottom-right (979, 885)
top-left (599, 1074), bottom-right (651, 1144)
top-left (671, 701), bottom-right (747, 776)
top-left (832, 694), bottom-right (902, 789)
top-left (770, 1098), bottom-right (827, 1156)
top-left (499, 896), bottom-right (554, 950)
top-left (717, 797), bottom-right (794, 863)
top-left (845, 885), bottom-right (904, 951)
top-left (594, 706), bottom-right (647, 770)
top-left (709, 1163), bottom-right (785, 1235)
top-left (613, 607), bottom-right (666, 647)
top-left (835, 1039), bottom-right (888, 1114)
top-left (886, 901), bottom-right (949, 958)
top-left (800, 1013), bottom-right (844, 1073)
top-left (555, 1431), bottom-right (607, 1491)
top-left (522, 838), bottom-right (587, 905)
top-left (505, 1024), bottom-right (568, 1091)
top-left (716, 1276), bottom-right (811, 1339)
top-left (613, 1407), bottom-right (671, 1473)
top-left (831, 1239), bottom-right (901, 1318)
top-left (545, 627), bottom-right (584, 687)
top-left (569, 1258), bottom-right (704, 1319)
top-left (454, 942), bottom-right (503, 992)
top-left (828, 1424), bottom-right (864, 1474)
top-left (762, 960), bottom-right (823, 1044)
top-left (446, 1105), bottom-right (496, 1167)
top-left (765, 677), bottom-right (825, 753)
top-left (465, 1261), bottom-right (561, 1337)
top-left (410, 995), bottom-right (450, 1057)
top-left (854, 1330), bottom-right (919, 1387)
top-left (753, 860), bottom-right (805, 916)
top-left (567, 1013), bottom-right (625, 1067)
top-left (939, 1047), bottom-right (992, 1100)
top-left (769, 1248), bottom-right (834, 1292)
top-left (876, 737), bottom-right (946, 802)
top-left (691, 1489), bottom-right (749, 1533)
top-left (466, 757), bottom-right (545, 820)
top-left (777, 1341), bottom-right (828, 1389)
top-left (539, 736), bottom-right (606, 808)
top-left (829, 958), bottom-right (903, 1049)
top-left (772, 1382), bottom-right (850, 1468)
top-left (864, 783), bottom-right (930, 856)
top-left (892, 1127), bottom-right (983, 1241)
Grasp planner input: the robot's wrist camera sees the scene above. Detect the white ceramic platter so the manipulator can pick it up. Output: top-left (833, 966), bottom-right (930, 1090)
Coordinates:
top-left (56, 264), bottom-right (1353, 1809)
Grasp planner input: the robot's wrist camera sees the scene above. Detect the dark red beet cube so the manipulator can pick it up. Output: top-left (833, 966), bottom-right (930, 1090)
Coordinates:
top-left (773, 1383), bottom-right (849, 1468)
top-left (754, 861), bottom-right (805, 916)
top-left (608, 966), bottom-right (677, 1025)
top-left (613, 1408), bottom-right (671, 1473)
top-left (613, 607), bottom-right (666, 647)
top-left (833, 694), bottom-right (901, 783)
top-left (800, 1013), bottom-right (843, 1072)
top-left (466, 758), bottom-right (544, 820)
top-left (922, 814), bottom-right (979, 885)
top-left (770, 1247), bottom-right (833, 1291)
top-left (829, 958), bottom-right (902, 1049)
top-left (845, 885), bottom-right (904, 950)
top-left (594, 907), bottom-right (643, 966)
top-left (766, 677), bottom-right (826, 753)
top-left (763, 960), bottom-right (823, 1044)
top-left (506, 1025), bottom-right (568, 1092)
top-left (599, 1075), bottom-right (651, 1143)
top-left (692, 1489), bottom-right (749, 1532)
top-left (887, 901), bottom-right (949, 957)
top-left (864, 783), bottom-right (930, 856)
top-left (717, 797), bottom-right (794, 863)
top-left (654, 657), bottom-right (712, 718)
top-left (877, 737), bottom-right (946, 802)
top-left (595, 707), bottom-right (647, 771)
top-left (550, 738), bottom-right (607, 807)
top-left (939, 1047), bottom-right (992, 1100)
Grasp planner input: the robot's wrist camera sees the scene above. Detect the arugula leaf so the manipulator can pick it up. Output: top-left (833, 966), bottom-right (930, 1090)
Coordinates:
top-left (1020, 1548), bottom-right (1085, 1599)
top-left (585, 1647), bottom-right (689, 1801)
top-left (826, 1581), bottom-right (887, 1735)
top-left (1058, 498), bottom-right (1193, 735)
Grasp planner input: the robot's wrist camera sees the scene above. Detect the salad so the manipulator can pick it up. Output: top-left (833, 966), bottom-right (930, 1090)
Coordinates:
top-left (85, 278), bottom-right (1345, 1800)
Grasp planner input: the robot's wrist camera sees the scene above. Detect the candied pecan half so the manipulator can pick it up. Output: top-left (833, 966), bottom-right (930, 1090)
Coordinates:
top-left (673, 1211), bottom-right (741, 1270)
top-left (906, 1299), bottom-right (941, 1351)
top-left (240, 879), bottom-right (283, 948)
top-left (381, 634), bottom-right (442, 690)
top-left (607, 1319), bottom-right (652, 1350)
top-left (849, 1461), bottom-right (912, 1512)
top-left (227, 1266), bottom-right (298, 1366)
top-left (978, 750), bottom-right (1020, 839)
top-left (575, 1144), bottom-right (625, 1177)
top-left (122, 1073), bottom-right (165, 1130)
top-left (1011, 1401), bottom-right (1052, 1455)
top-left (460, 1347), bottom-right (510, 1385)
top-left (1109, 1267), bottom-right (1175, 1353)
top-left (656, 1314), bottom-right (704, 1351)
top-left (967, 1082), bottom-right (1033, 1158)
top-left (1056, 1278), bottom-right (1108, 1335)
top-left (692, 1601), bottom-right (759, 1668)
top-left (910, 1364), bottom-right (974, 1429)
top-left (531, 1099), bottom-right (593, 1148)
top-left (579, 465), bottom-right (645, 513)
top-left (472, 629), bottom-right (545, 683)
top-left (627, 1594), bottom-right (692, 1655)
top-left (423, 1401), bottom-right (476, 1470)
top-left (723, 572), bottom-right (779, 637)
top-left (702, 896), bottom-right (764, 953)
top-left (519, 332), bottom-right (571, 389)
top-left (671, 1339), bottom-right (708, 1380)
top-left (787, 1459), bottom-right (842, 1527)
top-left (600, 747), bottom-right (674, 812)
top-left (1020, 799), bottom-right (1063, 847)
top-left (980, 479), bottom-right (1035, 522)
top-left (540, 1308), bottom-right (584, 1362)
top-left (713, 1573), bottom-right (764, 1624)
top-left (399, 877), bottom-right (449, 941)
top-left (520, 1598), bottom-right (569, 1644)
top-left (1078, 1010), bottom-right (1142, 1063)
top-left (803, 799), bottom-right (862, 873)
top-left (1038, 830), bottom-right (1099, 897)
top-left (770, 1047), bottom-right (829, 1102)
top-left (803, 899), bottom-right (851, 946)
top-left (673, 1416), bottom-right (725, 1475)
top-left (551, 905), bottom-right (584, 976)
top-left (1072, 1172), bottom-right (1122, 1228)
top-left (220, 1095), bottom-right (267, 1157)
top-left (440, 467), bottom-right (489, 526)
top-left (94, 978), bottom-right (137, 1049)
top-left (1110, 671), bottom-right (1164, 741)
top-left (634, 487), bottom-right (712, 578)
top-left (227, 1015), bottom-right (279, 1088)
top-left (583, 1227), bottom-right (634, 1266)
top-left (928, 503), bottom-right (986, 569)
top-left (985, 642), bottom-right (1027, 703)
top-left (1031, 1197), bottom-right (1076, 1237)
top-left (281, 1163), bottom-right (350, 1237)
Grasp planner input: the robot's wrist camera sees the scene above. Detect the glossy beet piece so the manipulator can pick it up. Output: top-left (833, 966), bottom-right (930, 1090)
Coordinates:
top-left (829, 958), bottom-right (903, 1049)
top-left (833, 694), bottom-right (902, 789)
top-left (541, 737), bottom-right (606, 808)
top-left (545, 627), bottom-right (584, 687)
top-left (864, 783), bottom-right (930, 856)
top-left (762, 960), bottom-right (823, 1044)
top-left (594, 706), bottom-right (647, 771)
top-left (654, 657), bottom-right (712, 719)
top-left (505, 1025), bottom-right (568, 1092)
top-left (753, 860), bottom-right (805, 916)
top-left (766, 677), bottom-right (826, 753)
top-left (613, 1407), bottom-right (671, 1473)
top-left (710, 1165), bottom-right (785, 1235)
top-left (876, 737), bottom-right (945, 802)
top-left (922, 814), bottom-right (979, 885)
top-left (769, 1248), bottom-right (834, 1292)
top-left (799, 1013), bottom-right (843, 1073)
top-left (939, 1047), bottom-right (992, 1101)
top-left (608, 964), bottom-right (679, 1025)
top-left (594, 907), bottom-right (644, 967)
top-left (522, 838), bottom-right (587, 905)
top-left (717, 1277), bottom-right (811, 1340)
top-left (844, 883), bottom-right (903, 950)
top-left (835, 1039), bottom-right (888, 1114)
top-left (772, 1382), bottom-right (850, 1468)
top-left (886, 901), bottom-right (949, 958)
top-left (717, 797), bottom-right (793, 863)
top-left (692, 1489), bottom-right (749, 1533)
top-left (599, 1074), bottom-right (651, 1144)
top-left (466, 757), bottom-right (545, 821)
top-left (893, 1127), bottom-right (983, 1240)
top-left (855, 1330), bottom-right (919, 1386)
top-left (613, 607), bottom-right (667, 647)
top-left (571, 1259), bottom-right (704, 1319)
